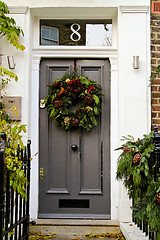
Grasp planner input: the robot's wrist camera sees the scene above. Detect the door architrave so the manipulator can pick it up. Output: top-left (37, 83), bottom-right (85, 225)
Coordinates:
top-left (30, 48), bottom-right (118, 220)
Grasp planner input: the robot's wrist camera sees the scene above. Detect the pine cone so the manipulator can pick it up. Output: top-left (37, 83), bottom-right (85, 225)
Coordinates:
top-left (156, 193), bottom-right (160, 204)
top-left (71, 118), bottom-right (80, 127)
top-left (66, 86), bottom-right (71, 91)
top-left (85, 95), bottom-right (94, 105)
top-left (54, 99), bottom-right (63, 107)
top-left (74, 86), bottom-right (84, 94)
top-left (133, 153), bottom-right (141, 164)
top-left (71, 92), bottom-right (77, 100)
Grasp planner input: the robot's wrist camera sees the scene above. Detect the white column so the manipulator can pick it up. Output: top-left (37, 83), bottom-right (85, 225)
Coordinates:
top-left (29, 56), bottom-right (41, 219)
top-left (118, 6), bottom-right (150, 222)
top-left (109, 55), bottom-right (119, 220)
top-left (119, 5), bottom-right (150, 137)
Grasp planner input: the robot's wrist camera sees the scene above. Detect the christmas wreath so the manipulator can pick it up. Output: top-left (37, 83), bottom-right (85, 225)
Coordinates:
top-left (45, 71), bottom-right (103, 131)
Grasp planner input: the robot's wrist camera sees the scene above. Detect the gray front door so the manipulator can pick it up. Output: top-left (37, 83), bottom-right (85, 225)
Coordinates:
top-left (39, 59), bottom-right (110, 219)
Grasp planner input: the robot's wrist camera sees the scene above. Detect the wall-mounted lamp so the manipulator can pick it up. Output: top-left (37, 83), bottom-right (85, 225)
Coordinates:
top-left (133, 56), bottom-right (140, 69)
top-left (7, 56), bottom-right (15, 69)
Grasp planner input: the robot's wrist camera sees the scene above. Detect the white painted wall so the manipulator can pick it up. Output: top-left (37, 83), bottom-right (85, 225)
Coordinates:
top-left (0, 11), bottom-right (29, 141)
top-left (1, 0), bottom-right (150, 222)
top-left (5, 0), bottom-right (150, 7)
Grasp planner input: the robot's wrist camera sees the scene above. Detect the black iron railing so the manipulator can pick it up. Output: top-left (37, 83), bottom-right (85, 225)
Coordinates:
top-left (0, 133), bottom-right (31, 240)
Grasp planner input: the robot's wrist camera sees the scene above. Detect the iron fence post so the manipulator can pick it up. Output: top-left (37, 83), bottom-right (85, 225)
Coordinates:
top-left (153, 126), bottom-right (160, 239)
top-left (153, 125), bottom-right (160, 180)
top-left (0, 133), bottom-right (6, 240)
top-left (26, 140), bottom-right (31, 240)
top-left (0, 150), bottom-right (4, 240)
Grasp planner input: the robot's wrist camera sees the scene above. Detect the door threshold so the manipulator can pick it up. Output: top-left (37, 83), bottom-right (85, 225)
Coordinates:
top-left (38, 214), bottom-right (111, 220)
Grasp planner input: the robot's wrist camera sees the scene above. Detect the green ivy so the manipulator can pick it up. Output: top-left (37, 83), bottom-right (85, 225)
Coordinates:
top-left (0, 1), bottom-right (28, 200)
top-left (116, 132), bottom-right (160, 231)
top-left (0, 1), bottom-right (25, 50)
top-left (150, 65), bottom-right (160, 85)
top-left (2, 120), bottom-right (28, 200)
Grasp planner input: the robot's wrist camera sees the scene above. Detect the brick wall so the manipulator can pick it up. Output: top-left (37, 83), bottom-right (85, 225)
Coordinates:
top-left (151, 1), bottom-right (160, 130)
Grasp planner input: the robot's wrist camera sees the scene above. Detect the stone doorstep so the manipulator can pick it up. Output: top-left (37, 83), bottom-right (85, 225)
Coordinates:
top-left (120, 222), bottom-right (149, 240)
top-left (29, 219), bottom-right (121, 235)
top-left (29, 220), bottom-right (151, 239)
top-left (33, 219), bottom-right (119, 226)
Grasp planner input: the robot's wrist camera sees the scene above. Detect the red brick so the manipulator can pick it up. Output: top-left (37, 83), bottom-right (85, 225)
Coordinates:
top-left (151, 40), bottom-right (160, 45)
top-left (152, 119), bottom-right (160, 125)
top-left (151, 59), bottom-right (157, 64)
top-left (152, 112), bottom-right (158, 118)
top-left (151, 33), bottom-right (157, 38)
top-left (152, 92), bottom-right (160, 98)
top-left (152, 106), bottom-right (160, 111)
top-left (151, 20), bottom-right (156, 26)
top-left (151, 86), bottom-right (158, 91)
top-left (152, 15), bottom-right (160, 21)
top-left (151, 6), bottom-right (160, 129)
top-left (155, 21), bottom-right (160, 26)
top-left (151, 79), bottom-right (160, 85)
top-left (151, 66), bottom-right (159, 72)
top-left (151, 46), bottom-right (156, 51)
top-left (152, 99), bottom-right (158, 104)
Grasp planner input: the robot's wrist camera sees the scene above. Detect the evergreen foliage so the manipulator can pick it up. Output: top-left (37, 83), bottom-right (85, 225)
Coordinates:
top-left (116, 132), bottom-right (160, 231)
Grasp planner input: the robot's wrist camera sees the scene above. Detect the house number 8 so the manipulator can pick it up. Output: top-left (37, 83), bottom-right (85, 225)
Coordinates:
top-left (70, 23), bottom-right (81, 42)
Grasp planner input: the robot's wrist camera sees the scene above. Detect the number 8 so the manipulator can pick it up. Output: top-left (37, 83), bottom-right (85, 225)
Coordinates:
top-left (70, 23), bottom-right (81, 42)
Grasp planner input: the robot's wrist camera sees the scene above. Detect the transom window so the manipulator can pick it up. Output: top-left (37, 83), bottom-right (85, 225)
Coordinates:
top-left (40, 20), bottom-right (112, 46)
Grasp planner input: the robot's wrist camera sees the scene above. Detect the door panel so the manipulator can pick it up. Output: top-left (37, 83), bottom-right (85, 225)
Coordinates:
top-left (48, 127), bottom-right (70, 194)
top-left (39, 59), bottom-right (110, 219)
top-left (80, 130), bottom-right (102, 194)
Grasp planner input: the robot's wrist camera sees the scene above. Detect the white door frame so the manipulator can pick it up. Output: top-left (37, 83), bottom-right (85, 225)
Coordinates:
top-left (30, 47), bottom-right (118, 220)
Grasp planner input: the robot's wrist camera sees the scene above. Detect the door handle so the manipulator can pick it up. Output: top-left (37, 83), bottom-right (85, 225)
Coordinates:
top-left (71, 144), bottom-right (78, 151)
top-left (40, 168), bottom-right (44, 180)
top-left (40, 99), bottom-right (46, 109)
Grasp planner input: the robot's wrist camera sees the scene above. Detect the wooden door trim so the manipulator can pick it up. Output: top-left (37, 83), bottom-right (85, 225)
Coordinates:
top-left (29, 52), bottom-right (119, 220)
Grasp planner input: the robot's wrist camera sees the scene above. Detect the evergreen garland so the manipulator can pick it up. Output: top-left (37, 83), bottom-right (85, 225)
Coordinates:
top-left (116, 132), bottom-right (160, 231)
